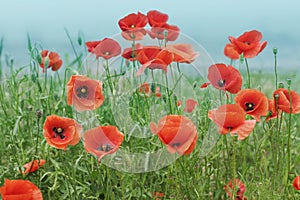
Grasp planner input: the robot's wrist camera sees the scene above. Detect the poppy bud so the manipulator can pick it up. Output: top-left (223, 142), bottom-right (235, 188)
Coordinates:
top-left (287, 78), bottom-right (292, 86)
top-left (36, 110), bottom-right (43, 118)
top-left (273, 47), bottom-right (278, 55)
top-left (278, 82), bottom-right (284, 88)
top-left (77, 35), bottom-right (82, 46)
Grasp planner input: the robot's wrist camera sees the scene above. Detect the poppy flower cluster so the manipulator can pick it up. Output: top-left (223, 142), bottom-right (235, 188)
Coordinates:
top-left (39, 50), bottom-right (63, 72)
top-left (113, 10), bottom-right (199, 76)
top-left (118, 10), bottom-right (179, 42)
top-left (138, 82), bottom-right (161, 97)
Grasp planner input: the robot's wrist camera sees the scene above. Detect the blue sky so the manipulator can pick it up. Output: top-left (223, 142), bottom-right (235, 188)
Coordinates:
top-left (1, 0), bottom-right (300, 70)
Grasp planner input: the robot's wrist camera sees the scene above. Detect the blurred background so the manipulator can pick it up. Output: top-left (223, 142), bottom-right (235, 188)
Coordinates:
top-left (0, 0), bottom-right (299, 71)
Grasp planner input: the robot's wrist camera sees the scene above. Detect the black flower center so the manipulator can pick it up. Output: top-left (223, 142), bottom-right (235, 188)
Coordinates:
top-left (97, 144), bottom-right (113, 152)
top-left (245, 102), bottom-right (255, 111)
top-left (53, 127), bottom-right (65, 139)
top-left (217, 79), bottom-right (226, 87)
top-left (76, 86), bottom-right (89, 98)
top-left (171, 143), bottom-right (181, 147)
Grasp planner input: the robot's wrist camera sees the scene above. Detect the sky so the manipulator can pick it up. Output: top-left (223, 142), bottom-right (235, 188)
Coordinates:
top-left (1, 0), bottom-right (300, 71)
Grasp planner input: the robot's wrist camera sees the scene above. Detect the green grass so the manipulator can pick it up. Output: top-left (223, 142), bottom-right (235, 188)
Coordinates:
top-left (1, 34), bottom-right (300, 200)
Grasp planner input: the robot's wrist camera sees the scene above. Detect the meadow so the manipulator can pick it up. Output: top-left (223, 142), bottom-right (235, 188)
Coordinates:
top-left (1, 10), bottom-right (300, 200)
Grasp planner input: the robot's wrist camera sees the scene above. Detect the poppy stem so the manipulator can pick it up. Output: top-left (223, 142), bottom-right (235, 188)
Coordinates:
top-left (286, 80), bottom-right (292, 185)
top-left (273, 48), bottom-right (278, 89)
top-left (232, 136), bottom-right (237, 199)
top-left (103, 59), bottom-right (114, 94)
top-left (244, 58), bottom-right (251, 88)
top-left (164, 72), bottom-right (173, 114)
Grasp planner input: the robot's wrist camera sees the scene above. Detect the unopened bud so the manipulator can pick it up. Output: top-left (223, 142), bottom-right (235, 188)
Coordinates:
top-left (287, 78), bottom-right (292, 86)
top-left (278, 82), bottom-right (284, 88)
top-left (273, 48), bottom-right (278, 55)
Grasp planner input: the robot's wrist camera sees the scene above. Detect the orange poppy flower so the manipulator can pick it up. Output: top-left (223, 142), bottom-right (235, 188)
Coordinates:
top-left (266, 99), bottom-right (281, 122)
top-left (83, 126), bottom-right (124, 162)
top-left (208, 104), bottom-right (256, 140)
top-left (184, 99), bottom-right (198, 113)
top-left (147, 10), bottom-right (168, 27)
top-left (92, 38), bottom-right (121, 59)
top-left (0, 179), bottom-right (43, 200)
top-left (118, 12), bottom-right (148, 31)
top-left (118, 12), bottom-right (148, 41)
top-left (39, 50), bottom-right (62, 72)
top-left (139, 82), bottom-right (152, 96)
top-left (234, 89), bottom-right (268, 121)
top-left (85, 40), bottom-right (101, 52)
top-left (293, 176), bottom-right (300, 190)
top-left (67, 75), bottom-right (105, 112)
top-left (43, 114), bottom-right (82, 150)
top-left (150, 115), bottom-right (198, 155)
top-left (22, 160), bottom-right (46, 174)
top-left (155, 86), bottom-right (162, 98)
top-left (224, 30), bottom-right (267, 59)
top-left (153, 191), bottom-right (165, 199)
top-left (201, 63), bottom-right (242, 94)
top-left (147, 24), bottom-right (180, 41)
top-left (273, 88), bottom-right (300, 114)
top-left (122, 43), bottom-right (143, 61)
top-left (224, 179), bottom-right (247, 200)
top-left (166, 43), bottom-right (199, 64)
top-left (136, 46), bottom-right (173, 76)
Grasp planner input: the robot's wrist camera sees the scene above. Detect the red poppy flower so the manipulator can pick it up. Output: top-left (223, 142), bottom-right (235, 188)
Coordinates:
top-left (293, 176), bottom-right (300, 190)
top-left (234, 89), bottom-right (268, 121)
top-left (273, 88), bottom-right (300, 114)
top-left (83, 126), bottom-right (124, 162)
top-left (150, 115), bottom-right (198, 155)
top-left (147, 24), bottom-right (180, 41)
top-left (136, 46), bottom-right (173, 76)
top-left (22, 160), bottom-right (46, 174)
top-left (0, 179), bottom-right (43, 200)
top-left (153, 191), bottom-right (165, 199)
top-left (184, 99), bottom-right (198, 113)
top-left (67, 75), bottom-right (105, 112)
top-left (122, 43), bottom-right (143, 61)
top-left (139, 82), bottom-right (152, 96)
top-left (118, 12), bottom-right (148, 41)
top-left (85, 40), bottom-right (101, 53)
top-left (208, 104), bottom-right (256, 140)
top-left (224, 179), bottom-right (247, 200)
top-left (201, 63), bottom-right (242, 94)
top-left (43, 115), bottom-right (82, 150)
top-left (92, 38), bottom-right (121, 59)
top-left (147, 10), bottom-right (168, 27)
top-left (118, 12), bottom-right (148, 32)
top-left (39, 50), bottom-right (62, 72)
top-left (266, 99), bottom-right (281, 122)
top-left (155, 86), bottom-right (162, 98)
top-left (166, 43), bottom-right (199, 63)
top-left (224, 30), bottom-right (267, 59)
